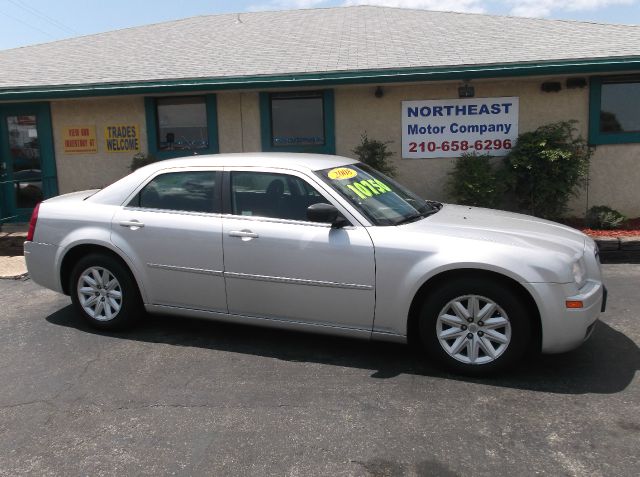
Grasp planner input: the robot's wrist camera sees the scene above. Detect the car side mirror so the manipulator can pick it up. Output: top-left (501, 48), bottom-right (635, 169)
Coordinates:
top-left (307, 203), bottom-right (348, 229)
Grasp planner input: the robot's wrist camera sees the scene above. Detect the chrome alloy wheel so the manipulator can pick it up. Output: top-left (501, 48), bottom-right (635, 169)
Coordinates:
top-left (77, 266), bottom-right (123, 321)
top-left (436, 295), bottom-right (512, 365)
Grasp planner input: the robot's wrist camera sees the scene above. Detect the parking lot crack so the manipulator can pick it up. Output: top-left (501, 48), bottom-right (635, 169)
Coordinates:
top-left (0, 400), bottom-right (55, 410)
top-left (112, 403), bottom-right (219, 411)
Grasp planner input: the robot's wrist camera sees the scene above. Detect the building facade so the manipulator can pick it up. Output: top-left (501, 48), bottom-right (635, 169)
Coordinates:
top-left (1, 6), bottom-right (639, 222)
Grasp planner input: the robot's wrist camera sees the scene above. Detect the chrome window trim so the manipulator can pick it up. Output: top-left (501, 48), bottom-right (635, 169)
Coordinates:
top-left (124, 206), bottom-right (223, 219)
top-left (221, 213), bottom-right (346, 228)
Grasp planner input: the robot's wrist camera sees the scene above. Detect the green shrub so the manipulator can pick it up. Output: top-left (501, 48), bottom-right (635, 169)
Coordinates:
top-left (503, 121), bottom-right (592, 220)
top-left (130, 152), bottom-right (156, 172)
top-left (585, 206), bottom-right (626, 230)
top-left (446, 153), bottom-right (503, 208)
top-left (352, 133), bottom-right (396, 177)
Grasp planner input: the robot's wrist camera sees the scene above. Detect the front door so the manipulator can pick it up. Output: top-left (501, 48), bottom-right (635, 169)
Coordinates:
top-left (0, 103), bottom-right (57, 223)
top-left (222, 168), bottom-right (376, 331)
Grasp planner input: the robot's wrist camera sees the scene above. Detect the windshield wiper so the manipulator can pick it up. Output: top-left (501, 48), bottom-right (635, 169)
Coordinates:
top-left (394, 212), bottom-right (428, 225)
top-left (394, 203), bottom-right (442, 225)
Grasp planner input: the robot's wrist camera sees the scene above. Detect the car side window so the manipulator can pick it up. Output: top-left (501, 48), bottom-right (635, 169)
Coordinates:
top-left (230, 171), bottom-right (329, 221)
top-left (130, 171), bottom-right (218, 213)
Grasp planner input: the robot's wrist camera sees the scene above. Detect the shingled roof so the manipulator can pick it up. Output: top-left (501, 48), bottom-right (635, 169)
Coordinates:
top-left (1, 5), bottom-right (639, 91)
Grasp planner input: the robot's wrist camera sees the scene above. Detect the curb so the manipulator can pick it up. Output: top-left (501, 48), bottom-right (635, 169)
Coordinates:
top-left (592, 236), bottom-right (640, 264)
top-left (598, 251), bottom-right (640, 264)
top-left (0, 230), bottom-right (28, 280)
top-left (592, 236), bottom-right (640, 251)
top-left (0, 273), bottom-right (29, 280)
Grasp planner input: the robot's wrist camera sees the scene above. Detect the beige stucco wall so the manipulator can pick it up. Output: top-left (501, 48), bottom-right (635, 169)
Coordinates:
top-left (333, 78), bottom-right (600, 216)
top-left (587, 144), bottom-right (640, 215)
top-left (217, 92), bottom-right (261, 153)
top-left (51, 92), bottom-right (262, 194)
top-left (47, 76), bottom-right (640, 216)
top-left (50, 96), bottom-right (148, 193)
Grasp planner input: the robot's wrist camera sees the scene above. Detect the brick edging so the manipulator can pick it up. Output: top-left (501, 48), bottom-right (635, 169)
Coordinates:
top-left (592, 236), bottom-right (640, 264)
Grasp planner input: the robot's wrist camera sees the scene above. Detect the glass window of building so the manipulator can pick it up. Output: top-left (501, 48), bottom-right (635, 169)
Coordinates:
top-left (156, 97), bottom-right (209, 151)
top-left (270, 92), bottom-right (325, 147)
top-left (600, 80), bottom-right (640, 133)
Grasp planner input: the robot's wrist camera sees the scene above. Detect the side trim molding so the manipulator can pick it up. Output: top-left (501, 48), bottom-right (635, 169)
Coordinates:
top-left (147, 264), bottom-right (373, 290)
top-left (224, 271), bottom-right (373, 290)
top-left (147, 263), bottom-right (224, 277)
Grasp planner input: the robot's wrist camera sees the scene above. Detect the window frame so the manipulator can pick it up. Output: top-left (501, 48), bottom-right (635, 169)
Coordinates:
top-left (221, 168), bottom-right (360, 227)
top-left (144, 95), bottom-right (219, 159)
top-left (589, 76), bottom-right (640, 145)
top-left (259, 90), bottom-right (335, 154)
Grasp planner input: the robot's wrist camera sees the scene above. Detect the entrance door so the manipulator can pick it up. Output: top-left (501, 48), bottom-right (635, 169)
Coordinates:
top-left (0, 103), bottom-right (57, 223)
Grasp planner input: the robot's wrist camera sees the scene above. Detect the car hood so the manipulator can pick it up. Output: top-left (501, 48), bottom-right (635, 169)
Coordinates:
top-left (402, 204), bottom-right (587, 258)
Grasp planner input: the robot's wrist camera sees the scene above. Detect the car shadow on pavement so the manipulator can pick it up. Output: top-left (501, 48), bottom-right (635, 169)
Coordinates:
top-left (46, 306), bottom-right (638, 395)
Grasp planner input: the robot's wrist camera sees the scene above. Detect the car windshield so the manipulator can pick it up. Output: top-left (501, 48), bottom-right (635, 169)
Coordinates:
top-left (315, 163), bottom-right (441, 226)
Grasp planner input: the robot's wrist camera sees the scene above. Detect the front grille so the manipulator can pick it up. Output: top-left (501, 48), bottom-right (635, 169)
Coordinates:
top-left (585, 321), bottom-right (597, 340)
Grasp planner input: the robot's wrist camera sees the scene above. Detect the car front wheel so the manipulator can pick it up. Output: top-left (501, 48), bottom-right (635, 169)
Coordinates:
top-left (419, 278), bottom-right (532, 375)
top-left (70, 253), bottom-right (143, 330)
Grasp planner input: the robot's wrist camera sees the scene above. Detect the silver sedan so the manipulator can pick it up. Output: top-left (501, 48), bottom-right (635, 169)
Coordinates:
top-left (24, 153), bottom-right (605, 375)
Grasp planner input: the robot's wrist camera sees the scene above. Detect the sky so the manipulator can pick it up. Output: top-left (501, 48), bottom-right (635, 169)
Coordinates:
top-left (0, 0), bottom-right (638, 51)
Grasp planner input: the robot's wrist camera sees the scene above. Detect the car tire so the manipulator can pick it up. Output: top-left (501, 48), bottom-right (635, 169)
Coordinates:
top-left (69, 253), bottom-right (143, 330)
top-left (419, 277), bottom-right (531, 376)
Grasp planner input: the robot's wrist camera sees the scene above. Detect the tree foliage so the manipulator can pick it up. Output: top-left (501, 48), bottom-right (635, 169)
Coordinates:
top-left (130, 152), bottom-right (157, 172)
top-left (502, 121), bottom-right (592, 219)
top-left (352, 133), bottom-right (396, 177)
top-left (586, 205), bottom-right (626, 230)
top-left (446, 153), bottom-right (503, 208)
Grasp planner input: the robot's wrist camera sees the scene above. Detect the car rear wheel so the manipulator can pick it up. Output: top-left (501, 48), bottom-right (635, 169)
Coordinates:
top-left (419, 278), bottom-right (531, 375)
top-left (70, 253), bottom-right (143, 330)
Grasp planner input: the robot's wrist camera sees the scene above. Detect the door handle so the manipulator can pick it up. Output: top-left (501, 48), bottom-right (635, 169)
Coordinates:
top-left (119, 220), bottom-right (145, 229)
top-left (229, 230), bottom-right (259, 239)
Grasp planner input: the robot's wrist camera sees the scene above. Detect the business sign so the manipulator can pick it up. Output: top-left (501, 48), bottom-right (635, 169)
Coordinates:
top-left (104, 124), bottom-right (140, 153)
top-left (63, 125), bottom-right (97, 154)
top-left (402, 97), bottom-right (519, 158)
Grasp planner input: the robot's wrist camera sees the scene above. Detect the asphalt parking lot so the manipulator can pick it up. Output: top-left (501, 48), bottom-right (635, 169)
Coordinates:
top-left (0, 265), bottom-right (638, 476)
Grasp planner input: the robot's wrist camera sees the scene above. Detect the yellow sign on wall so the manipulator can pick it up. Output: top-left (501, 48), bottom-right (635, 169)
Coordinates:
top-left (63, 125), bottom-right (97, 154)
top-left (104, 124), bottom-right (140, 153)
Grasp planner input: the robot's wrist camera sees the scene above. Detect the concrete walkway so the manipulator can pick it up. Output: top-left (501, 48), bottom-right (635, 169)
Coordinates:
top-left (0, 224), bottom-right (28, 279)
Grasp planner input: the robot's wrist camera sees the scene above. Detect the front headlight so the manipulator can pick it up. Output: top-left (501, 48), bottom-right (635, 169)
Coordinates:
top-left (572, 259), bottom-right (587, 288)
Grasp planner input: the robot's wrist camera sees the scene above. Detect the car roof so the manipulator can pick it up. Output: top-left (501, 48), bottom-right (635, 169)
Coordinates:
top-left (87, 152), bottom-right (359, 205)
top-left (140, 152), bottom-right (358, 173)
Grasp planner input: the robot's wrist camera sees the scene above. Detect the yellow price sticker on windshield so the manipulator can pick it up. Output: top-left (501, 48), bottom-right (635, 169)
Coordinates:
top-left (347, 179), bottom-right (392, 199)
top-left (328, 167), bottom-right (358, 180)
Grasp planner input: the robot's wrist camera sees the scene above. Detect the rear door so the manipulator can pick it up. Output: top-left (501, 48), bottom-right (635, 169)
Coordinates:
top-left (111, 168), bottom-right (227, 312)
top-left (221, 168), bottom-right (376, 330)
